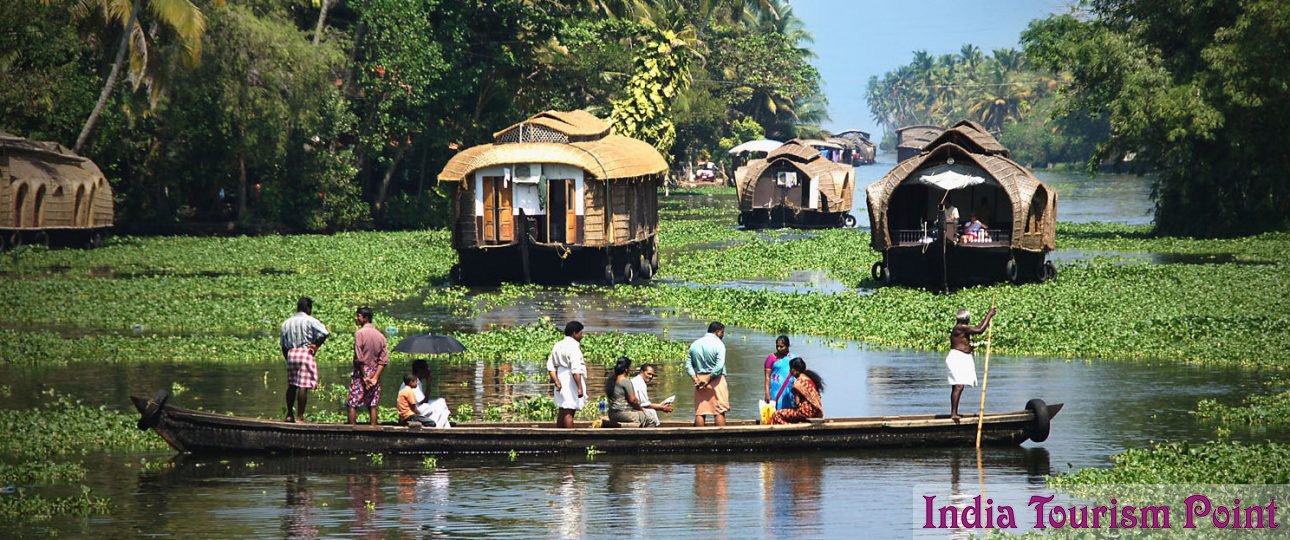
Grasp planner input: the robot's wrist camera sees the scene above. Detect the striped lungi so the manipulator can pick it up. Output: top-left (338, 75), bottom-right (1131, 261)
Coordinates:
top-left (285, 347), bottom-right (319, 389)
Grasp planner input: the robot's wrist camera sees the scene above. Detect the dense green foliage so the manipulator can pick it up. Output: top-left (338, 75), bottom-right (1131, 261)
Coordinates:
top-left (1194, 387), bottom-right (1290, 427)
top-left (1022, 0), bottom-right (1290, 236)
top-left (1049, 441), bottom-right (1290, 487)
top-left (0, 0), bottom-right (824, 232)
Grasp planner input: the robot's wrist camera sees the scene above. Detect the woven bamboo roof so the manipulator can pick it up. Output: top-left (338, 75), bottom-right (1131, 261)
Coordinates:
top-left (1, 132), bottom-right (109, 189)
top-left (866, 141), bottom-right (1056, 252)
top-left (440, 111), bottom-right (666, 182)
top-left (896, 125), bottom-right (945, 149)
top-left (736, 142), bottom-right (855, 213)
top-left (491, 110), bottom-right (610, 141)
top-left (920, 120), bottom-right (1010, 157)
top-left (765, 139), bottom-right (822, 162)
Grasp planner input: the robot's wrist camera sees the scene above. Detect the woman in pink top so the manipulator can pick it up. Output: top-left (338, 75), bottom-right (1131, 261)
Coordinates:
top-left (763, 335), bottom-right (797, 410)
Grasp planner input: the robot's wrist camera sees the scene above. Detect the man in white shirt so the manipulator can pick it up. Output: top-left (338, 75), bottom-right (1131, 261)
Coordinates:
top-left (546, 321), bottom-right (587, 428)
top-left (630, 363), bottom-right (673, 425)
top-left (398, 360), bottom-right (451, 428)
top-left (280, 297), bottom-right (329, 423)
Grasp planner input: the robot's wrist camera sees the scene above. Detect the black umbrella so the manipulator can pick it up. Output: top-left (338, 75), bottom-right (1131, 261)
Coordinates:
top-left (393, 334), bottom-right (466, 355)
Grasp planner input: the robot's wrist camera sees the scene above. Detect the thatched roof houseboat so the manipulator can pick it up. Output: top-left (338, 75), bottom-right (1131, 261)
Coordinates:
top-left (437, 110), bottom-right (667, 284)
top-left (831, 129), bottom-right (877, 165)
top-left (895, 125), bottom-right (945, 162)
top-left (1, 132), bottom-right (113, 249)
top-left (735, 140), bottom-right (856, 229)
top-left (867, 120), bottom-right (1057, 289)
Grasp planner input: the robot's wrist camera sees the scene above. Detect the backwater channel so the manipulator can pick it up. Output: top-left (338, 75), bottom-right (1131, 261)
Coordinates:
top-left (5, 157), bottom-right (1273, 538)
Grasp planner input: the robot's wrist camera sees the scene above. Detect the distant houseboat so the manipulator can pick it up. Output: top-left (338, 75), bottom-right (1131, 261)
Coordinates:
top-left (1, 132), bottom-right (113, 249)
top-left (867, 121), bottom-right (1057, 289)
top-left (437, 110), bottom-right (667, 284)
top-left (831, 129), bottom-right (877, 165)
top-left (895, 125), bottom-right (945, 162)
top-left (735, 140), bottom-right (856, 229)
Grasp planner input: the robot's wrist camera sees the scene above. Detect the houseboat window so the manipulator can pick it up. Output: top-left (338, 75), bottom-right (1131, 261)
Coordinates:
top-left (33, 185), bottom-right (47, 227)
top-left (14, 183), bottom-right (28, 227)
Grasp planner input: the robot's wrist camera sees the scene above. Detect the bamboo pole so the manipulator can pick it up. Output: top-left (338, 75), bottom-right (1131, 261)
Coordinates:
top-left (974, 297), bottom-right (997, 449)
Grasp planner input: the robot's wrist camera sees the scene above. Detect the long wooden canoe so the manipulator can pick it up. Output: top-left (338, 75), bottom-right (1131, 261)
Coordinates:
top-left (132, 395), bottom-right (1062, 455)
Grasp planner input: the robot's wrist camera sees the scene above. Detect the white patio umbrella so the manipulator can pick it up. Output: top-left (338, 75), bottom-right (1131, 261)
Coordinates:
top-left (726, 138), bottom-right (783, 155)
top-left (916, 162), bottom-right (987, 191)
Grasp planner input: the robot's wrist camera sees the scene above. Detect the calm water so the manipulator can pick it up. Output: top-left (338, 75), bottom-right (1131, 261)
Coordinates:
top-left (0, 165), bottom-right (1224, 538)
top-left (3, 309), bottom-right (1275, 538)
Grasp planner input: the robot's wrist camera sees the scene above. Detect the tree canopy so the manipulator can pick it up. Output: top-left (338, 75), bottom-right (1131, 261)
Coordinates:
top-left (1023, 0), bottom-right (1290, 236)
top-left (1, 0), bottom-right (826, 232)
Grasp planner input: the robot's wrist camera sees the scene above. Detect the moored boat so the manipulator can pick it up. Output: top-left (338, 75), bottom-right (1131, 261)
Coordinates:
top-left (133, 394), bottom-right (1062, 455)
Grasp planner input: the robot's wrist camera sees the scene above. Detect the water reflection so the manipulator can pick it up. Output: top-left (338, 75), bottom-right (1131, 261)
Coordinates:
top-left (283, 474), bottom-right (318, 539)
top-left (551, 465), bottom-right (585, 538)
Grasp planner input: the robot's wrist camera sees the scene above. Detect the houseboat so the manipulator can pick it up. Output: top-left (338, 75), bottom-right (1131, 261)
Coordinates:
top-left (1, 132), bottom-right (113, 249)
top-left (866, 120), bottom-right (1057, 289)
top-left (735, 140), bottom-right (856, 229)
top-left (437, 110), bottom-right (667, 284)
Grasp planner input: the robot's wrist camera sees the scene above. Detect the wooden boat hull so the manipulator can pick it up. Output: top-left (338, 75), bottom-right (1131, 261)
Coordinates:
top-left (133, 395), bottom-right (1062, 456)
top-left (739, 208), bottom-right (854, 229)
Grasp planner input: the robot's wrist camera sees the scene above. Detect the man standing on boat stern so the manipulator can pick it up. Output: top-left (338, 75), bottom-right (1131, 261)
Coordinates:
top-left (348, 306), bottom-right (388, 426)
top-left (688, 321), bottom-right (729, 426)
top-left (547, 321), bottom-right (587, 428)
top-left (947, 306), bottom-right (996, 420)
top-left (281, 297), bottom-right (329, 423)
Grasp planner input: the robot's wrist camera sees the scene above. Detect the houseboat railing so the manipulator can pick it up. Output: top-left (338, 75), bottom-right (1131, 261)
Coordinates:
top-left (893, 228), bottom-right (1011, 246)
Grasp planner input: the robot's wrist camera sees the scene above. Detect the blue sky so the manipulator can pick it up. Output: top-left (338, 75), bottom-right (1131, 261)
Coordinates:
top-left (791, 0), bottom-right (1071, 137)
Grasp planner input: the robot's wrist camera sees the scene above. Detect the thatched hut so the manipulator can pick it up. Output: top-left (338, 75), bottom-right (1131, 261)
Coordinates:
top-left (895, 125), bottom-right (945, 162)
top-left (1, 132), bottom-right (113, 249)
top-left (866, 120), bottom-right (1057, 289)
top-left (735, 139), bottom-right (856, 229)
top-left (437, 110), bottom-right (667, 284)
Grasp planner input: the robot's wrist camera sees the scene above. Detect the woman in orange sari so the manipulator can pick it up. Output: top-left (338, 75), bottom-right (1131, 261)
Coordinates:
top-left (770, 358), bottom-right (825, 424)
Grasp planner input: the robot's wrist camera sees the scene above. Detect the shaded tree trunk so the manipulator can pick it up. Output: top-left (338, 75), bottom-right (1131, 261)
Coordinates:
top-left (374, 143), bottom-right (408, 215)
top-left (312, 0), bottom-right (333, 46)
top-left (75, 0), bottom-right (142, 153)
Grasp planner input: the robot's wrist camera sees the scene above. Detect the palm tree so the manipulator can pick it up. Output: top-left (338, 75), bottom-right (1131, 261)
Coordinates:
top-left (66, 0), bottom-right (218, 153)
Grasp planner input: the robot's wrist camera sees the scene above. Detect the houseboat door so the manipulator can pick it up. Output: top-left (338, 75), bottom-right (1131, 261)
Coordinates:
top-left (481, 176), bottom-right (514, 244)
top-left (545, 179), bottom-right (577, 244)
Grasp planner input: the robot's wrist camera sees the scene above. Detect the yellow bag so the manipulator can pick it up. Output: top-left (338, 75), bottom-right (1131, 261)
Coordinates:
top-left (758, 400), bottom-right (774, 425)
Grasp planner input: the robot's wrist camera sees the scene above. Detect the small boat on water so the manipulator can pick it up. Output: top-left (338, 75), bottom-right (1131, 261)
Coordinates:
top-left (133, 395), bottom-right (1061, 455)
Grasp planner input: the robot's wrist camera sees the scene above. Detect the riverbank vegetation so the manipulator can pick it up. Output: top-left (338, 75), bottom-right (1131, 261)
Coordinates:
top-left (0, 0), bottom-right (824, 233)
top-left (1022, 0), bottom-right (1290, 236)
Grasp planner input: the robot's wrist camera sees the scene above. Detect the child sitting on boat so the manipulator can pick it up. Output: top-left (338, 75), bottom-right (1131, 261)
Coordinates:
top-left (398, 360), bottom-right (451, 428)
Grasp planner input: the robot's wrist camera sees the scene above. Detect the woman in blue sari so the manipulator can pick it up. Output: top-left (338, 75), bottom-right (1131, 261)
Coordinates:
top-left (763, 335), bottom-right (798, 410)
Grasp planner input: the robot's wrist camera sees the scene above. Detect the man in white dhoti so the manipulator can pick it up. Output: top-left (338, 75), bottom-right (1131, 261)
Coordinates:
top-left (398, 360), bottom-right (451, 428)
top-left (547, 321), bottom-right (588, 428)
top-left (947, 306), bottom-right (996, 420)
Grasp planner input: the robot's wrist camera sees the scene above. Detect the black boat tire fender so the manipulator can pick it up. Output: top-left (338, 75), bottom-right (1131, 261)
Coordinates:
top-left (843, 214), bottom-right (857, 228)
top-left (138, 391), bottom-right (171, 430)
top-left (871, 261), bottom-right (884, 282)
top-left (1043, 260), bottom-right (1057, 281)
top-left (621, 261), bottom-right (636, 285)
top-left (1005, 258), bottom-right (1020, 283)
top-left (639, 257), bottom-right (654, 280)
top-left (1025, 398), bottom-right (1051, 443)
top-left (736, 213), bottom-right (745, 226)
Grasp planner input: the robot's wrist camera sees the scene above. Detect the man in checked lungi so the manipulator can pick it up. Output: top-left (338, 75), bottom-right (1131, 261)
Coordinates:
top-left (280, 297), bottom-right (330, 423)
top-left (348, 306), bottom-right (389, 426)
